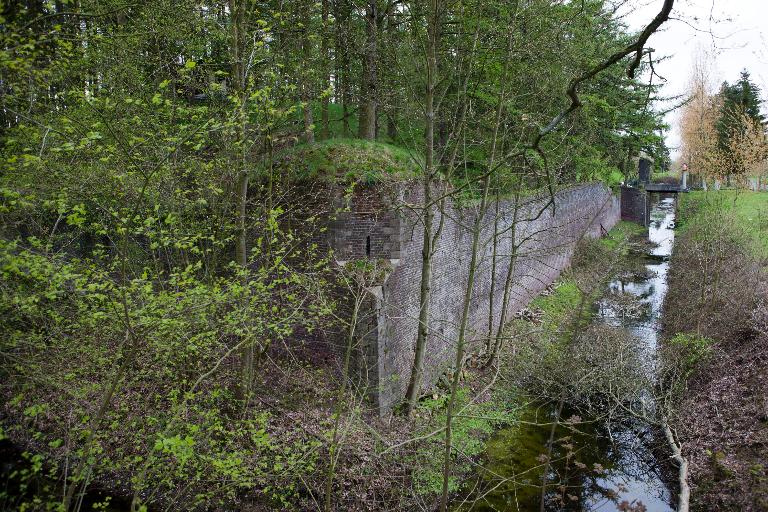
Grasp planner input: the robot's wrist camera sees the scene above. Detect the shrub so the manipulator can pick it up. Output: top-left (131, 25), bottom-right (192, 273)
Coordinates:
top-left (665, 333), bottom-right (714, 380)
top-left (664, 203), bottom-right (764, 343)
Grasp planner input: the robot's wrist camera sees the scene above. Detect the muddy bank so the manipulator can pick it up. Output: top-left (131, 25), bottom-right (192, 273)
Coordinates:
top-left (663, 197), bottom-right (768, 511)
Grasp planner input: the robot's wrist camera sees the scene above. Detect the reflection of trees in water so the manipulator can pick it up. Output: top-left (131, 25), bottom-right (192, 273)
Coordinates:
top-left (460, 402), bottom-right (670, 512)
top-left (460, 202), bottom-right (678, 512)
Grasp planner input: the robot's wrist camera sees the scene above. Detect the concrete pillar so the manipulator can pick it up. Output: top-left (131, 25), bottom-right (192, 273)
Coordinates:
top-left (681, 171), bottom-right (688, 189)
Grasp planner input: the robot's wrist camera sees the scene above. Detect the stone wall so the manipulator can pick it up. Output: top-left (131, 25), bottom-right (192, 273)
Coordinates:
top-left (327, 182), bottom-right (620, 414)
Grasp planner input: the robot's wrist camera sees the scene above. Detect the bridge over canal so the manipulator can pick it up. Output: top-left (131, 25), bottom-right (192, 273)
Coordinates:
top-left (621, 156), bottom-right (688, 225)
top-left (644, 182), bottom-right (689, 193)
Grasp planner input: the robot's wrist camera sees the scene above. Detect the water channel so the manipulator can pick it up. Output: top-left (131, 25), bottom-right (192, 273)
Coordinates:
top-left (2, 196), bottom-right (680, 511)
top-left (460, 195), bottom-right (678, 511)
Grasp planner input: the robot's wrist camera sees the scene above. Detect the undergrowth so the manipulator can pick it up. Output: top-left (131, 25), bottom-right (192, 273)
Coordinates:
top-left (411, 383), bottom-right (519, 497)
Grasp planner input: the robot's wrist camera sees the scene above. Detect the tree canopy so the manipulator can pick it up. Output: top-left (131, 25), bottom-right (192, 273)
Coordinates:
top-left (1, 1), bottom-right (677, 510)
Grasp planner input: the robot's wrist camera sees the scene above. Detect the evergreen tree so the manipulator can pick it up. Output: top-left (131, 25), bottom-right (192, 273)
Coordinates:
top-left (733, 70), bottom-right (765, 123)
top-left (718, 70), bottom-right (765, 151)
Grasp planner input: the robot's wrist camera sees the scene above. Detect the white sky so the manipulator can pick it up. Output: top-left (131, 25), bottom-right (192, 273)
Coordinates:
top-left (619, 0), bottom-right (768, 158)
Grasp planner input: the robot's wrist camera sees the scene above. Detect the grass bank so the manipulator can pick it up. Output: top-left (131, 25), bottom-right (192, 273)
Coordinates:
top-left (679, 190), bottom-right (768, 255)
top-left (273, 138), bottom-right (423, 184)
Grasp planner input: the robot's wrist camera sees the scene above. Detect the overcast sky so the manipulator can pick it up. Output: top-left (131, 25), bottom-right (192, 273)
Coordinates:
top-left (618, 0), bottom-right (768, 158)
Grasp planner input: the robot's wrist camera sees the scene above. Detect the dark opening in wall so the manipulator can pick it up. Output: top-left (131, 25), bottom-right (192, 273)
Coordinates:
top-left (366, 236), bottom-right (371, 257)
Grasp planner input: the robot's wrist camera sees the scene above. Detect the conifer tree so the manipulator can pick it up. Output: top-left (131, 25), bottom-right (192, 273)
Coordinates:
top-left (717, 69), bottom-right (767, 178)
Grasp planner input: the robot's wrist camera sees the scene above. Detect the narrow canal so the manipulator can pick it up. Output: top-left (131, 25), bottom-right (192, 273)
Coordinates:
top-left (460, 194), bottom-right (678, 511)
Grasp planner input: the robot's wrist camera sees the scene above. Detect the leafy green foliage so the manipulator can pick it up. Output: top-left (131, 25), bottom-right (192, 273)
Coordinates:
top-left (714, 70), bottom-right (767, 177)
top-left (0, 230), bottom-right (326, 506)
top-left (0, 3), bottom-right (336, 508)
top-left (411, 385), bottom-right (519, 497)
top-left (668, 333), bottom-right (714, 377)
top-left (718, 70), bottom-right (766, 140)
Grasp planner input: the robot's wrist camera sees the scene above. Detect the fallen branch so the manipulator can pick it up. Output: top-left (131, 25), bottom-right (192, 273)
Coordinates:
top-left (663, 421), bottom-right (690, 512)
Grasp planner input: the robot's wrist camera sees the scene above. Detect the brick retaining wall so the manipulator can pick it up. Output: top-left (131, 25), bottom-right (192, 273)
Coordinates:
top-left (325, 182), bottom-right (620, 414)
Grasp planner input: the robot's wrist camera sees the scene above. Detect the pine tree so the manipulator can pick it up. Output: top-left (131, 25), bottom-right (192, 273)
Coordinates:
top-left (718, 71), bottom-right (765, 133)
top-left (717, 69), bottom-right (766, 178)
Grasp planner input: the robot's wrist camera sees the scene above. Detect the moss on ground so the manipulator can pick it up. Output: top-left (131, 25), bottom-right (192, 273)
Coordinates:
top-left (411, 384), bottom-right (520, 497)
top-left (599, 220), bottom-right (647, 251)
top-left (273, 138), bottom-right (422, 184)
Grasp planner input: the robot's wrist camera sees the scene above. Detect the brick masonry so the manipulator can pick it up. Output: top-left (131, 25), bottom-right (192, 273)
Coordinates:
top-left (325, 182), bottom-right (620, 414)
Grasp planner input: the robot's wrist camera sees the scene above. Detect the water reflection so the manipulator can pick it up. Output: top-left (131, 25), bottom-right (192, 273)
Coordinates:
top-left (460, 195), bottom-right (677, 511)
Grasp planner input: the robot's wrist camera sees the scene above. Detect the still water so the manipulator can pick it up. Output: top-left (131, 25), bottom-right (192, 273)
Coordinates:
top-left (460, 195), bottom-right (678, 511)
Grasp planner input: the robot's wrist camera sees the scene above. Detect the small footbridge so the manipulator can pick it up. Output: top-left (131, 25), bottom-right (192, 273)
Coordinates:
top-left (620, 156), bottom-right (689, 226)
top-left (621, 183), bottom-right (686, 226)
top-left (644, 182), bottom-right (689, 193)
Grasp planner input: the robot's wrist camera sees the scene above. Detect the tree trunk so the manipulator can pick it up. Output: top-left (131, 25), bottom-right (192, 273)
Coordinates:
top-left (487, 201), bottom-right (499, 353)
top-left (387, 110), bottom-right (397, 141)
top-left (404, 0), bottom-right (438, 415)
top-left (230, 0), bottom-right (248, 268)
top-left (335, 0), bottom-right (351, 137)
top-left (324, 278), bottom-right (365, 511)
top-left (484, 26), bottom-right (514, 353)
top-left (302, 10), bottom-right (315, 144)
top-left (663, 422), bottom-right (690, 512)
top-left (488, 191), bottom-right (520, 367)
top-left (228, 0), bottom-right (254, 397)
top-left (358, 1), bottom-right (377, 140)
top-left (440, 171), bottom-right (491, 512)
top-left (320, 0), bottom-right (330, 139)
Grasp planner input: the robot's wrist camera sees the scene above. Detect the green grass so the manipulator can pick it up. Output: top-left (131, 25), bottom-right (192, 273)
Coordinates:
top-left (274, 138), bottom-right (423, 184)
top-left (599, 220), bottom-right (647, 250)
top-left (680, 190), bottom-right (768, 255)
top-left (529, 279), bottom-right (581, 328)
